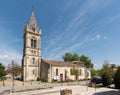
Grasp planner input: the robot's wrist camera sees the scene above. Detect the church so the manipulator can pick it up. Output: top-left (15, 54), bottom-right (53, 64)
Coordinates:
top-left (22, 10), bottom-right (91, 82)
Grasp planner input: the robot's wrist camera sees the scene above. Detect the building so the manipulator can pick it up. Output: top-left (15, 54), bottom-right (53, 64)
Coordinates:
top-left (41, 60), bottom-right (91, 82)
top-left (22, 10), bottom-right (91, 82)
top-left (22, 10), bottom-right (42, 81)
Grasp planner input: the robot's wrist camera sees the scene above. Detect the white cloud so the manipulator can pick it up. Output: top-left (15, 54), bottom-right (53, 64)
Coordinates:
top-left (91, 35), bottom-right (108, 41)
top-left (63, 0), bottom-right (73, 11)
top-left (0, 54), bottom-right (9, 59)
top-left (43, 35), bottom-right (93, 61)
top-left (43, 32), bottom-right (65, 54)
top-left (50, 47), bottom-right (61, 53)
top-left (91, 34), bottom-right (101, 41)
top-left (103, 36), bottom-right (108, 39)
top-left (0, 45), bottom-right (22, 67)
top-left (102, 14), bottom-right (120, 25)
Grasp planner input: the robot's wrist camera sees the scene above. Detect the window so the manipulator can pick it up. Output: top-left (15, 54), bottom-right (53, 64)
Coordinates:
top-left (31, 39), bottom-right (37, 48)
top-left (79, 69), bottom-right (82, 75)
top-left (56, 69), bottom-right (58, 76)
top-left (33, 70), bottom-right (35, 75)
top-left (33, 58), bottom-right (35, 64)
top-left (31, 39), bottom-right (33, 47)
top-left (32, 27), bottom-right (35, 32)
top-left (70, 69), bottom-right (72, 75)
top-left (34, 40), bottom-right (36, 48)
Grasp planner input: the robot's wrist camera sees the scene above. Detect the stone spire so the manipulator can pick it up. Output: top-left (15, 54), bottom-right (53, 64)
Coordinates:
top-left (27, 9), bottom-right (39, 33)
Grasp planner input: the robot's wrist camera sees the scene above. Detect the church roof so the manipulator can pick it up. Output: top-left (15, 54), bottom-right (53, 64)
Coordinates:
top-left (42, 59), bottom-right (85, 67)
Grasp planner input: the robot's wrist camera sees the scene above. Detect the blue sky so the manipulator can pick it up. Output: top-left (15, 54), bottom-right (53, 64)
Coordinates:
top-left (0, 0), bottom-right (120, 69)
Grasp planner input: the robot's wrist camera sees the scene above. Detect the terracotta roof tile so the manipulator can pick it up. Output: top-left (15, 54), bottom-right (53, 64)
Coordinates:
top-left (42, 59), bottom-right (85, 67)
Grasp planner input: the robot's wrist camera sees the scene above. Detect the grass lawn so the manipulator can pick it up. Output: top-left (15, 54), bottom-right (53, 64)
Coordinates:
top-left (95, 84), bottom-right (103, 88)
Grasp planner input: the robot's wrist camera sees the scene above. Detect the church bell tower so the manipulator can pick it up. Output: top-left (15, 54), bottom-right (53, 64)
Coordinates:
top-left (22, 10), bottom-right (42, 81)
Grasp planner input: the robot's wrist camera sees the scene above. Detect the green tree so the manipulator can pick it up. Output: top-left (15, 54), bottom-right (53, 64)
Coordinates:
top-left (97, 69), bottom-right (103, 77)
top-left (0, 63), bottom-right (6, 86)
top-left (62, 52), bottom-right (73, 62)
top-left (101, 61), bottom-right (116, 77)
top-left (102, 61), bottom-right (110, 74)
top-left (80, 55), bottom-right (93, 69)
top-left (63, 53), bottom-right (94, 69)
top-left (71, 53), bottom-right (80, 61)
top-left (102, 71), bottom-right (111, 87)
top-left (91, 69), bottom-right (98, 78)
top-left (114, 67), bottom-right (120, 89)
top-left (70, 67), bottom-right (78, 80)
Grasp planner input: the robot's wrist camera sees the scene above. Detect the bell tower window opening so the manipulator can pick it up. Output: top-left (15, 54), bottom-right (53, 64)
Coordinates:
top-left (31, 39), bottom-right (33, 47)
top-left (32, 27), bottom-right (35, 32)
top-left (34, 40), bottom-right (36, 48)
top-left (31, 39), bottom-right (37, 48)
top-left (33, 58), bottom-right (35, 64)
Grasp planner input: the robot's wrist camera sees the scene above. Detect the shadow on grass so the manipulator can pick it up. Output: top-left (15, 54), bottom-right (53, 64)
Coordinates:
top-left (93, 90), bottom-right (120, 95)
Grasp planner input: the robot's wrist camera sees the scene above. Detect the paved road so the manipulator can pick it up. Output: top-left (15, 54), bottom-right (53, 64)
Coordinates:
top-left (91, 88), bottom-right (120, 95)
top-left (8, 85), bottom-right (120, 95)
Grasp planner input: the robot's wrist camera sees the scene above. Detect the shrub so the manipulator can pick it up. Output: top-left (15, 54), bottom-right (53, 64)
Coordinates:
top-left (102, 71), bottom-right (111, 87)
top-left (114, 67), bottom-right (120, 89)
top-left (36, 76), bottom-right (40, 81)
top-left (41, 77), bottom-right (46, 82)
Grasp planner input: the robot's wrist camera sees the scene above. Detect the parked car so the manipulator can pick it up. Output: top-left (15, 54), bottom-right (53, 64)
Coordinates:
top-left (88, 77), bottom-right (102, 87)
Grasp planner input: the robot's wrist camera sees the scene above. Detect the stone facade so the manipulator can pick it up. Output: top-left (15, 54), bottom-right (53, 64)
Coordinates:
top-left (22, 10), bottom-right (42, 81)
top-left (41, 60), bottom-right (91, 82)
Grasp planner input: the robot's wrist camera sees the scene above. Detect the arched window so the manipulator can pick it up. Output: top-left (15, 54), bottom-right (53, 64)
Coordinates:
top-left (80, 69), bottom-right (82, 75)
top-left (56, 69), bottom-right (58, 76)
top-left (31, 39), bottom-right (37, 48)
top-left (32, 27), bottom-right (35, 32)
top-left (33, 58), bottom-right (35, 64)
top-left (31, 39), bottom-right (33, 47)
top-left (34, 40), bottom-right (36, 48)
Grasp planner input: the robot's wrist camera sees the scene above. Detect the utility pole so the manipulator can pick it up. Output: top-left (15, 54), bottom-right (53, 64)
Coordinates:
top-left (12, 61), bottom-right (15, 92)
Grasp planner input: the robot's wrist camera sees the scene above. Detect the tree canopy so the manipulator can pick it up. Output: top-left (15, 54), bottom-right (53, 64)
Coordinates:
top-left (98, 60), bottom-right (116, 77)
top-left (80, 55), bottom-right (93, 68)
top-left (62, 52), bottom-right (93, 69)
top-left (102, 71), bottom-right (112, 87)
top-left (114, 67), bottom-right (120, 89)
top-left (0, 62), bottom-right (6, 80)
top-left (6, 60), bottom-right (22, 77)
top-left (62, 52), bottom-right (73, 62)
